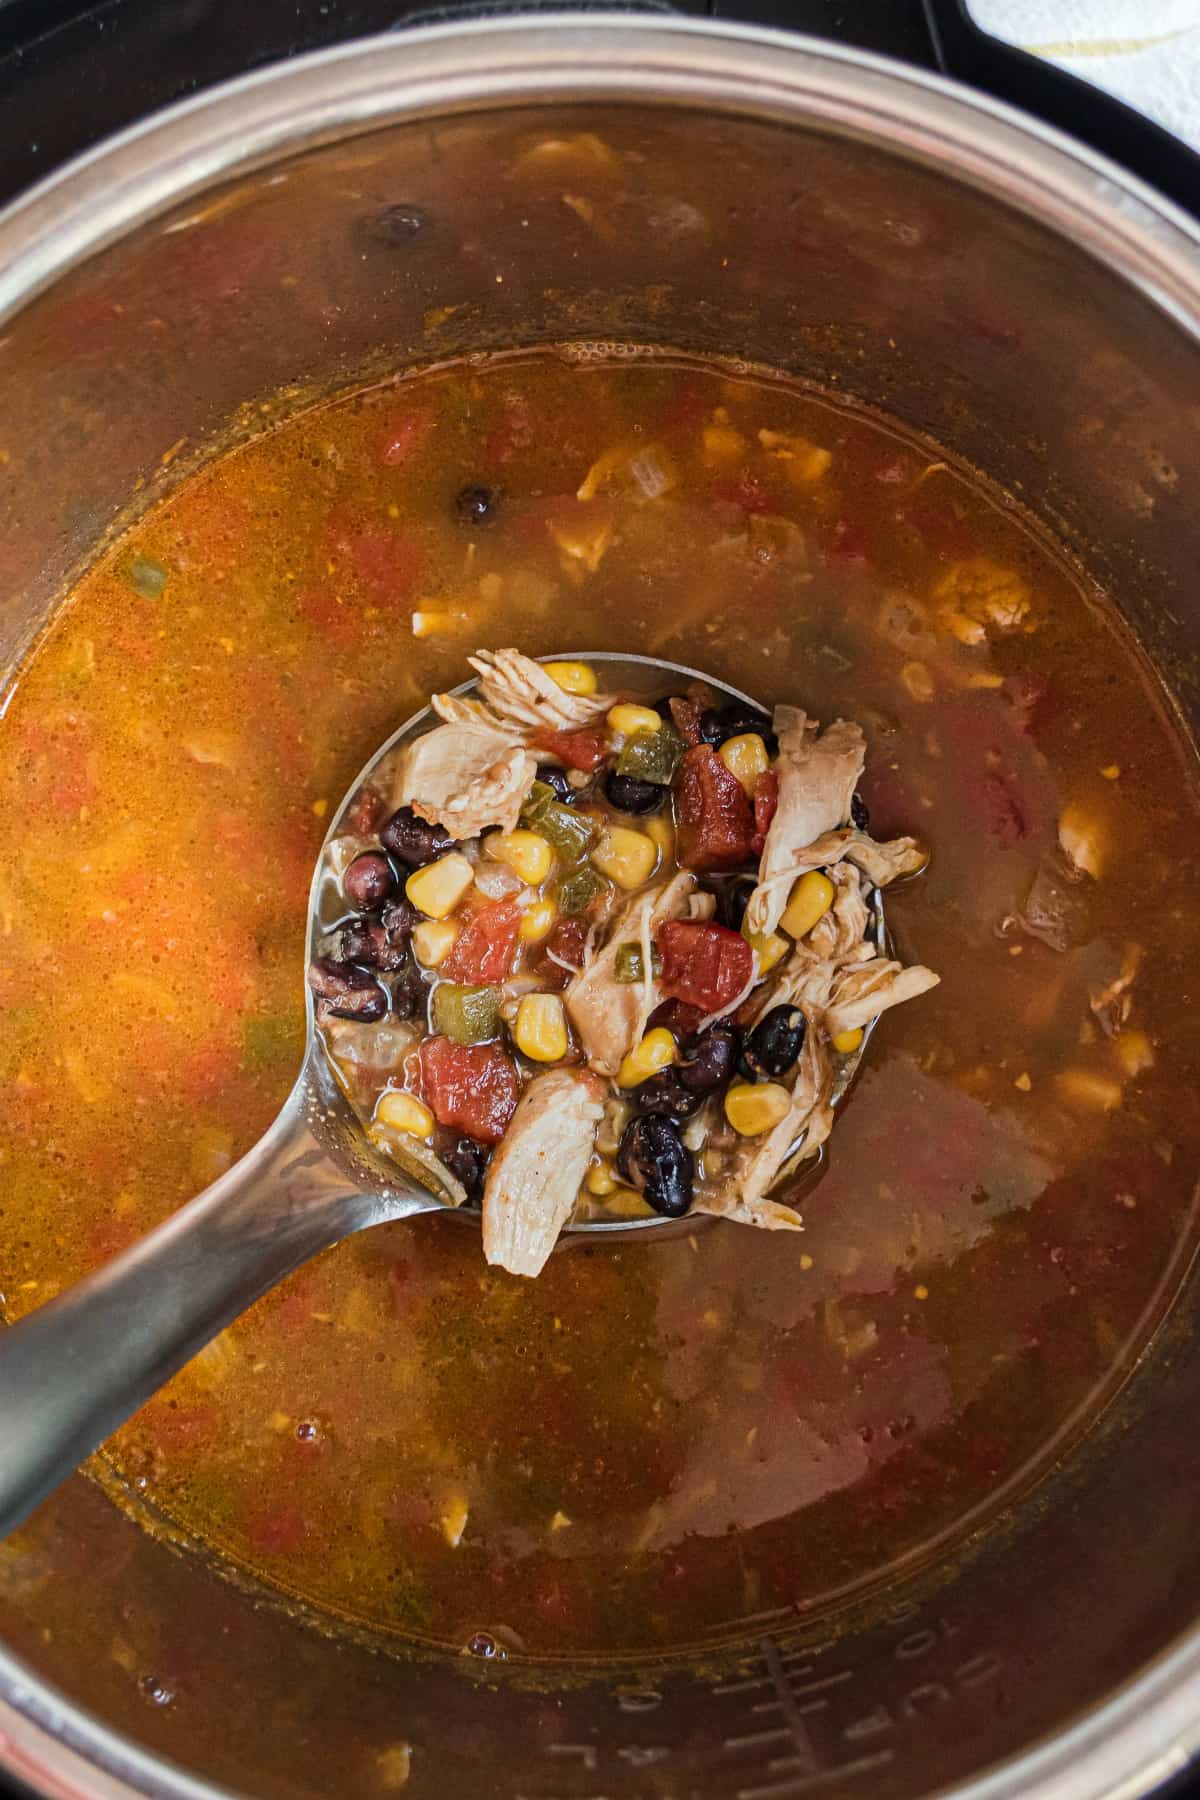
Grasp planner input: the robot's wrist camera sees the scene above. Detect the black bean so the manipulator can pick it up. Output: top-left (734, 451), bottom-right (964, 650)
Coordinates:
top-left (380, 897), bottom-right (419, 942)
top-left (698, 701), bottom-right (778, 755)
top-left (454, 485), bottom-right (498, 526)
top-left (714, 875), bottom-right (756, 933)
top-left (604, 770), bottom-right (666, 815)
top-left (630, 1068), bottom-right (705, 1121)
top-left (343, 850), bottom-right (396, 910)
top-left (388, 961), bottom-right (427, 1021)
top-left (647, 998), bottom-right (706, 1040)
top-left (850, 793), bottom-right (870, 831)
top-left (536, 761), bottom-right (575, 803)
top-left (307, 956), bottom-right (387, 1022)
top-left (366, 203), bottom-right (430, 246)
top-left (741, 1005), bottom-right (806, 1081)
top-left (678, 1022), bottom-right (740, 1093)
top-left (618, 1114), bottom-right (694, 1218)
top-left (438, 1134), bottom-right (489, 1204)
top-left (379, 806), bottom-right (454, 869)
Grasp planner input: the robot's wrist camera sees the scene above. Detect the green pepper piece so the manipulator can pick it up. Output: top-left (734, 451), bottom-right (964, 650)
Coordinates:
top-left (553, 864), bottom-right (607, 917)
top-left (124, 555), bottom-right (169, 599)
top-left (431, 983), bottom-right (500, 1045)
top-left (521, 784), bottom-right (597, 865)
top-left (616, 723), bottom-right (684, 786)
top-left (614, 942), bottom-right (664, 983)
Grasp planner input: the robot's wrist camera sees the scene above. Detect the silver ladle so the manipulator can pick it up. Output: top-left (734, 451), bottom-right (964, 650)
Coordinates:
top-left (0, 653), bottom-right (877, 1539)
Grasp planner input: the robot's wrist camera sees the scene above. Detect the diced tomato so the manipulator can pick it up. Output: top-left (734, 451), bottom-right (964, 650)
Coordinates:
top-left (668, 695), bottom-right (702, 746)
top-left (419, 1037), bottom-right (519, 1146)
top-left (657, 920), bottom-right (753, 1013)
top-left (483, 389), bottom-right (532, 465)
top-left (675, 745), bottom-right (755, 871)
top-left (751, 768), bottom-right (779, 855)
top-left (331, 523), bottom-right (424, 602)
top-left (531, 726), bottom-right (609, 772)
top-left (442, 898), bottom-right (522, 984)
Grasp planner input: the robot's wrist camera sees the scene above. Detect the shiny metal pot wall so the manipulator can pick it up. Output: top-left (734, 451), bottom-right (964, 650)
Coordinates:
top-left (2, 18), bottom-right (1200, 1800)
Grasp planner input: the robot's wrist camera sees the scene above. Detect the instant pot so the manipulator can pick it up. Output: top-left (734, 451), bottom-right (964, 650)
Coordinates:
top-left (2, 4), bottom-right (1200, 1798)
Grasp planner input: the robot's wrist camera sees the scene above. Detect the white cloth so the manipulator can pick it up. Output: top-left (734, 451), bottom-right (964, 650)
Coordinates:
top-left (968, 0), bottom-right (1200, 151)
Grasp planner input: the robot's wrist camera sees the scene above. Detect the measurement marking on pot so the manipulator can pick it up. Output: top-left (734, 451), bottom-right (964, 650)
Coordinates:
top-left (737, 1749), bottom-right (893, 1800)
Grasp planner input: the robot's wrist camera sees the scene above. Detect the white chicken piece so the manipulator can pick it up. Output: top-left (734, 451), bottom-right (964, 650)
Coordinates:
top-left (699, 1026), bottom-right (832, 1228)
top-left (566, 872), bottom-right (696, 1078)
top-left (824, 959), bottom-right (940, 1039)
top-left (467, 648), bottom-right (612, 733)
top-left (397, 718), bottom-right (538, 839)
top-left (746, 710), bottom-right (866, 936)
top-left (482, 1069), bottom-right (604, 1278)
top-left (798, 862), bottom-right (874, 963)
top-left (748, 828), bottom-right (926, 937)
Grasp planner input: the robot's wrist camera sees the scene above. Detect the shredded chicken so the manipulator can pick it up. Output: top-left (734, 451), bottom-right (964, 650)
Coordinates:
top-left (701, 1024), bottom-right (832, 1225)
top-left (799, 862), bottom-right (873, 962)
top-left (748, 827), bottom-right (925, 934)
top-left (746, 710), bottom-right (866, 935)
top-left (482, 1069), bottom-right (604, 1277)
top-left (397, 718), bottom-right (538, 839)
top-left (824, 959), bottom-right (941, 1038)
top-left (468, 648), bottom-right (612, 732)
top-left (565, 873), bottom-right (696, 1077)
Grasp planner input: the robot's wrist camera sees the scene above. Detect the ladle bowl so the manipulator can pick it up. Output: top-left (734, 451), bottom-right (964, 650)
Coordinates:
top-left (0, 652), bottom-right (879, 1540)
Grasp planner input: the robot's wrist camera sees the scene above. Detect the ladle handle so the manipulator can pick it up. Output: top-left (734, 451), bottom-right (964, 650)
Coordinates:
top-left (0, 1079), bottom-right (368, 1540)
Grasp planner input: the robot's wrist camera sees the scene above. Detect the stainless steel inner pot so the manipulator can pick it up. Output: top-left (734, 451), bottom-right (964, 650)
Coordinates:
top-left (2, 17), bottom-right (1200, 1800)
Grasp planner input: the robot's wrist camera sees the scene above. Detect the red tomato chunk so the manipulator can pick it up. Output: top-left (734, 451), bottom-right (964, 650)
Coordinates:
top-left (419, 1036), bottom-right (519, 1145)
top-left (531, 727), bottom-right (609, 771)
top-left (752, 769), bottom-right (779, 854)
top-left (657, 921), bottom-right (753, 1013)
top-left (675, 745), bottom-right (755, 871)
top-left (441, 897), bottom-right (522, 984)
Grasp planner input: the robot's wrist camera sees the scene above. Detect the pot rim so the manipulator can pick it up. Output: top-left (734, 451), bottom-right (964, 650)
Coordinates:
top-left (2, 14), bottom-right (1200, 1800)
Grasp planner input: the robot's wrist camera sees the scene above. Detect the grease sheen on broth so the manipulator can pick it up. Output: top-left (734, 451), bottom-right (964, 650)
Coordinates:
top-left (1, 353), bottom-right (1198, 1657)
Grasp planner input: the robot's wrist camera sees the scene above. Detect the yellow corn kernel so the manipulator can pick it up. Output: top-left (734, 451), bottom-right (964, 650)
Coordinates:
top-left (831, 1026), bottom-right (864, 1054)
top-left (780, 870), bottom-right (835, 940)
top-left (542, 660), bottom-right (597, 696)
top-left (901, 661), bottom-right (935, 703)
top-left (375, 1090), bottom-right (435, 1137)
top-left (724, 1081), bottom-right (792, 1137)
top-left (702, 419), bottom-right (748, 466)
top-left (591, 825), bottom-right (659, 890)
top-left (617, 1027), bottom-right (678, 1089)
top-left (718, 732), bottom-right (769, 795)
top-left (518, 898), bottom-right (557, 943)
top-left (514, 993), bottom-right (569, 1063)
top-left (743, 927), bottom-right (790, 975)
top-left (585, 1158), bottom-right (618, 1196)
top-left (607, 702), bottom-right (662, 739)
top-left (644, 815), bottom-right (675, 858)
top-left (486, 828), bottom-right (553, 886)
top-left (405, 852), bottom-right (474, 919)
top-left (1056, 1068), bottom-right (1122, 1112)
top-left (601, 1186), bottom-right (655, 1218)
top-left (1116, 1029), bottom-right (1154, 1077)
top-left (412, 918), bottom-right (460, 967)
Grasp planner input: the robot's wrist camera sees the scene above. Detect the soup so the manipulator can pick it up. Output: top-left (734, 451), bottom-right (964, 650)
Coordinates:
top-left (1, 352), bottom-right (1197, 1658)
